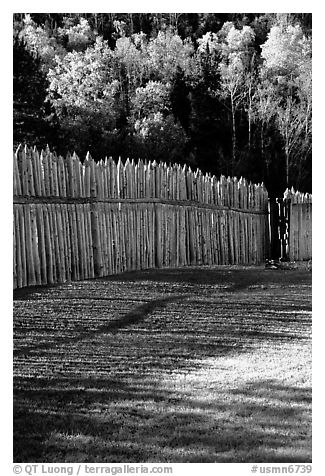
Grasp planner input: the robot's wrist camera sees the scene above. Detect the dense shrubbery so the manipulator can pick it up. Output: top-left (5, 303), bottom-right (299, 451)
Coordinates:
top-left (13, 13), bottom-right (312, 196)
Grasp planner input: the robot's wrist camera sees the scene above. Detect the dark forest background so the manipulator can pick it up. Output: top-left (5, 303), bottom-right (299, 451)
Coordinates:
top-left (13, 13), bottom-right (312, 197)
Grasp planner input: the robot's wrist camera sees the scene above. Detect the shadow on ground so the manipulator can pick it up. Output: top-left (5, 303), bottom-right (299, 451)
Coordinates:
top-left (13, 266), bottom-right (312, 463)
top-left (14, 375), bottom-right (311, 463)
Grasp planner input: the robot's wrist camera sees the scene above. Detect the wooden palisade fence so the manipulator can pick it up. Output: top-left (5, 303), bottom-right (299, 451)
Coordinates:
top-left (269, 189), bottom-right (312, 262)
top-left (284, 189), bottom-right (312, 261)
top-left (13, 145), bottom-right (270, 289)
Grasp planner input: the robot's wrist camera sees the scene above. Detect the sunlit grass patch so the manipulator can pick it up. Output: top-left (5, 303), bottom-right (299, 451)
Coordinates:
top-left (14, 267), bottom-right (312, 462)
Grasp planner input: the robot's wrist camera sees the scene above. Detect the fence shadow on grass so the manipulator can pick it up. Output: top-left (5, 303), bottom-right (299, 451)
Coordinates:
top-left (14, 374), bottom-right (311, 463)
top-left (97, 267), bottom-right (312, 292)
top-left (13, 267), bottom-right (312, 463)
top-left (13, 294), bottom-right (189, 357)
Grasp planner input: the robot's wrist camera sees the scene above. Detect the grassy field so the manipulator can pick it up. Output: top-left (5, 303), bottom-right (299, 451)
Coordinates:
top-left (13, 266), bottom-right (312, 463)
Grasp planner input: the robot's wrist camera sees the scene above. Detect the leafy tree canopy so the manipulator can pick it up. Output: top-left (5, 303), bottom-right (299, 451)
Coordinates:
top-left (13, 12), bottom-right (312, 195)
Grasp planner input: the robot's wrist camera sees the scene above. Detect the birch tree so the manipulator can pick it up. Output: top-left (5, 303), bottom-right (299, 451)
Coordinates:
top-left (217, 22), bottom-right (255, 174)
top-left (260, 20), bottom-right (312, 188)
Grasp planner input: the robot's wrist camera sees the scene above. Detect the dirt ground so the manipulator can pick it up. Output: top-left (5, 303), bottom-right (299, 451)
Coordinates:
top-left (13, 265), bottom-right (312, 463)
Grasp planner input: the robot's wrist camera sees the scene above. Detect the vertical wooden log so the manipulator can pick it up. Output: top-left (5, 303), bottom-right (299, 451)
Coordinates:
top-left (43, 205), bottom-right (54, 284)
top-left (115, 204), bottom-right (121, 272)
top-left (67, 204), bottom-right (76, 281)
top-left (13, 152), bottom-right (22, 196)
top-left (18, 146), bottom-right (28, 196)
top-left (114, 204), bottom-right (121, 273)
top-left (187, 208), bottom-right (193, 265)
top-left (214, 211), bottom-right (220, 264)
top-left (95, 161), bottom-right (102, 200)
top-left (58, 155), bottom-right (67, 197)
top-left (73, 153), bottom-right (81, 198)
top-left (30, 204), bottom-right (41, 284)
top-left (26, 148), bottom-right (36, 196)
top-left (38, 149), bottom-right (45, 197)
top-left (18, 205), bottom-right (27, 287)
top-left (73, 154), bottom-right (80, 197)
top-left (78, 203), bottom-right (87, 279)
top-left (14, 206), bottom-right (23, 288)
top-left (33, 148), bottom-right (42, 197)
top-left (56, 155), bottom-right (62, 197)
top-left (66, 153), bottom-right (74, 198)
top-left (107, 158), bottom-right (114, 199)
top-left (84, 153), bottom-right (91, 197)
top-left (154, 162), bottom-right (159, 199)
top-left (121, 204), bottom-right (127, 271)
top-left (127, 206), bottom-right (133, 270)
top-left (221, 210), bottom-right (226, 264)
top-left (108, 206), bottom-right (114, 274)
top-left (134, 205), bottom-right (139, 269)
top-left (114, 204), bottom-right (120, 273)
top-left (307, 202), bottom-right (312, 259)
top-left (74, 204), bottom-right (82, 278)
top-left (127, 159), bottom-right (133, 199)
top-left (102, 160), bottom-right (108, 199)
top-left (48, 150), bottom-right (56, 197)
top-left (300, 203), bottom-right (304, 261)
top-left (35, 205), bottom-right (47, 284)
top-left (44, 150), bottom-right (52, 197)
top-left (52, 154), bottom-right (59, 197)
top-left (181, 207), bottom-right (187, 265)
top-left (290, 202), bottom-right (294, 262)
top-left (302, 204), bottom-right (307, 260)
top-left (117, 158), bottom-right (122, 199)
top-left (90, 202), bottom-right (103, 277)
top-left (227, 210), bottom-right (232, 264)
top-left (99, 202), bottom-right (108, 275)
top-left (90, 156), bottom-right (97, 198)
top-left (13, 208), bottom-right (17, 289)
top-left (80, 162), bottom-right (86, 199)
top-left (105, 203), bottom-right (113, 274)
top-left (208, 212), bottom-right (213, 265)
top-left (13, 154), bottom-right (18, 196)
top-left (83, 203), bottom-right (91, 278)
top-left (57, 204), bottom-right (67, 281)
top-left (138, 204), bottom-right (143, 269)
top-left (41, 150), bottom-right (50, 197)
top-left (146, 205), bottom-right (151, 269)
top-left (72, 204), bottom-right (81, 280)
top-left (64, 204), bottom-right (72, 281)
top-left (138, 159), bottom-right (143, 200)
top-left (85, 203), bottom-right (94, 278)
top-left (24, 205), bottom-right (36, 286)
top-left (123, 205), bottom-right (129, 271)
top-left (160, 206), bottom-right (165, 267)
top-left (13, 158), bottom-right (18, 198)
top-left (47, 205), bottom-right (56, 282)
top-left (22, 147), bottom-right (30, 195)
top-left (51, 204), bottom-right (61, 282)
top-left (80, 203), bottom-right (88, 278)
top-left (202, 210), bottom-right (207, 264)
top-left (151, 204), bottom-right (156, 268)
top-left (13, 205), bottom-right (23, 288)
top-left (144, 206), bottom-right (149, 268)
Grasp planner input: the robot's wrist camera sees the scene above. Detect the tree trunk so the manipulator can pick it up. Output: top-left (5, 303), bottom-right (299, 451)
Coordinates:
top-left (260, 122), bottom-right (265, 182)
top-left (231, 96), bottom-right (236, 176)
top-left (248, 82), bottom-right (252, 151)
top-left (285, 145), bottom-right (289, 188)
top-left (248, 109), bottom-right (251, 151)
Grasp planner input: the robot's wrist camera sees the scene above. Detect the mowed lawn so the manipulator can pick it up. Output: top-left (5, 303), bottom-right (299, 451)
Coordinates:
top-left (13, 266), bottom-right (312, 463)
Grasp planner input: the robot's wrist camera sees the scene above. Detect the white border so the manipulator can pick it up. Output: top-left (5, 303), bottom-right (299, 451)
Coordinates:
top-left (3, 4), bottom-right (323, 474)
